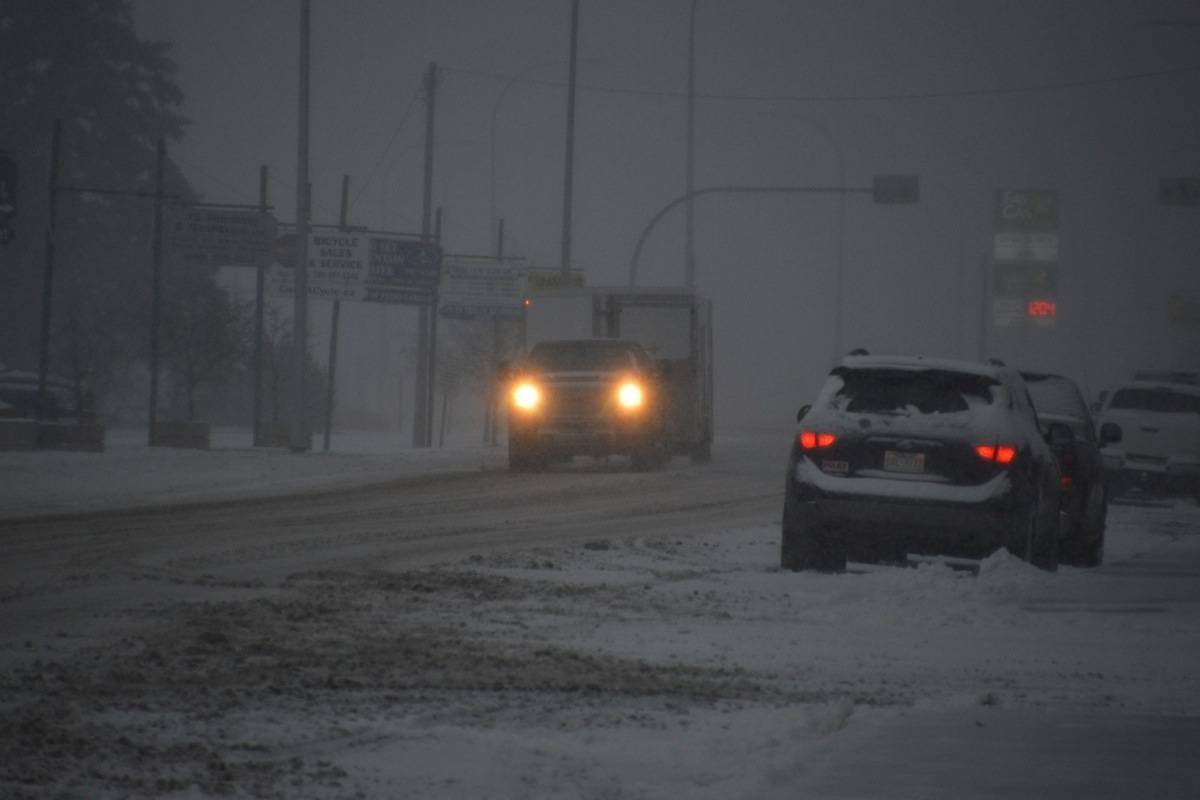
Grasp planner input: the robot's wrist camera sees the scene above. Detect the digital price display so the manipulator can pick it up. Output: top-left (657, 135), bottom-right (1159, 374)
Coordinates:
top-left (1027, 299), bottom-right (1057, 318)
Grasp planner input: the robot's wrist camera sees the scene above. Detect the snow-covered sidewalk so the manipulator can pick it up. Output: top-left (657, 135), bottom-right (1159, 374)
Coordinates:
top-left (0, 426), bottom-right (507, 519)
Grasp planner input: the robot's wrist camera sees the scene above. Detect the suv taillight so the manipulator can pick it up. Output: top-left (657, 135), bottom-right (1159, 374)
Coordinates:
top-left (798, 431), bottom-right (837, 449)
top-left (975, 444), bottom-right (1016, 465)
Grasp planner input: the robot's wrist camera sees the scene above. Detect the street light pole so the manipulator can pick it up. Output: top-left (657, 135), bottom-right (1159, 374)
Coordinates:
top-left (489, 60), bottom-right (571, 256)
top-left (684, 0), bottom-right (697, 290)
top-left (559, 0), bottom-right (580, 278)
top-left (290, 0), bottom-right (312, 453)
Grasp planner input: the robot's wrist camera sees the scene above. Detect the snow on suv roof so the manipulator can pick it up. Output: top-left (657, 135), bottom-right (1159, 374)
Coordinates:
top-left (837, 354), bottom-right (1005, 380)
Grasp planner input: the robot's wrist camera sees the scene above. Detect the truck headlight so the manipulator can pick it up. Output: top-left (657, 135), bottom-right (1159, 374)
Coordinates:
top-left (617, 381), bottom-right (644, 409)
top-left (512, 382), bottom-right (541, 411)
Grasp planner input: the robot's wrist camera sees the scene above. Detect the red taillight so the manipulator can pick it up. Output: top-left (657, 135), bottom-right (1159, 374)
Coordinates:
top-left (798, 431), bottom-right (837, 449)
top-left (976, 444), bottom-right (1017, 465)
top-left (1061, 475), bottom-right (1074, 488)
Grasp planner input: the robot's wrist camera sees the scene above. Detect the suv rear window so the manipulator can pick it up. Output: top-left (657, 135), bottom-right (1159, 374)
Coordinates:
top-left (1023, 375), bottom-right (1087, 421)
top-left (1110, 387), bottom-right (1200, 414)
top-left (827, 368), bottom-right (997, 415)
top-left (527, 341), bottom-right (643, 372)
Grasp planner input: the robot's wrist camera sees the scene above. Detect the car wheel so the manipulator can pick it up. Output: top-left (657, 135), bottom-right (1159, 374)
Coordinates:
top-left (1031, 507), bottom-right (1059, 571)
top-left (781, 501), bottom-right (845, 572)
top-left (1009, 499), bottom-right (1057, 571)
top-left (1061, 487), bottom-right (1106, 568)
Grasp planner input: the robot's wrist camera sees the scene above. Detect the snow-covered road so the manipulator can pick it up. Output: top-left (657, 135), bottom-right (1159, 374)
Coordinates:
top-left (1, 428), bottom-right (1198, 798)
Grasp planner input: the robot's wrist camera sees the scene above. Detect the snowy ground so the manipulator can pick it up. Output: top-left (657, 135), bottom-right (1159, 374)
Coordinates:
top-left (2, 429), bottom-right (1199, 798)
top-left (0, 427), bottom-right (506, 518)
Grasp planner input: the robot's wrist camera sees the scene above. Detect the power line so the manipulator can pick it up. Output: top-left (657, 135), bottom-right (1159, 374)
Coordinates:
top-left (347, 82), bottom-right (424, 215)
top-left (444, 62), bottom-right (1200, 104)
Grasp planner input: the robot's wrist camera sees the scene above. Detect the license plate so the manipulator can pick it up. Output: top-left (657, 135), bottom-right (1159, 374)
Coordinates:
top-left (884, 450), bottom-right (925, 473)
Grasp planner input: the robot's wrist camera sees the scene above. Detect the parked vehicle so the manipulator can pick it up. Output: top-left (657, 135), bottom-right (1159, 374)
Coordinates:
top-left (781, 354), bottom-right (1067, 572)
top-left (0, 369), bottom-right (78, 421)
top-left (1093, 378), bottom-right (1200, 499)
top-left (1021, 371), bottom-right (1114, 566)
top-left (505, 338), bottom-right (669, 471)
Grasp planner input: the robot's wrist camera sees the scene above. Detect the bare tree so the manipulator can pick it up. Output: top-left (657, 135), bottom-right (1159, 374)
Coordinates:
top-left (160, 269), bottom-right (249, 422)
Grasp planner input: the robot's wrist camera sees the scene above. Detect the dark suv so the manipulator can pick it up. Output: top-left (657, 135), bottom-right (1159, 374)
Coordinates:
top-left (1021, 372), bottom-right (1113, 566)
top-left (506, 339), bottom-right (668, 471)
top-left (782, 354), bottom-right (1066, 572)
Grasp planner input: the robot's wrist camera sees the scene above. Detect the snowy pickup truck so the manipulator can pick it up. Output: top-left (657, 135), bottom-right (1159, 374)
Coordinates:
top-left (504, 338), bottom-right (670, 471)
top-left (503, 286), bottom-right (715, 471)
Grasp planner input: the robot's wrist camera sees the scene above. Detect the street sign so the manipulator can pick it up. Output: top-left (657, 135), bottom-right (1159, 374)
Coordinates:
top-left (992, 232), bottom-right (1058, 262)
top-left (439, 256), bottom-right (525, 320)
top-left (992, 189), bottom-right (1059, 330)
top-left (269, 232), bottom-right (441, 306)
top-left (0, 151), bottom-right (16, 218)
top-left (524, 268), bottom-right (586, 291)
top-left (306, 231), bottom-right (369, 301)
top-left (872, 175), bottom-right (919, 204)
top-left (994, 189), bottom-right (1058, 232)
top-left (992, 297), bottom-right (1025, 327)
top-left (364, 236), bottom-right (441, 305)
top-left (166, 206), bottom-right (276, 268)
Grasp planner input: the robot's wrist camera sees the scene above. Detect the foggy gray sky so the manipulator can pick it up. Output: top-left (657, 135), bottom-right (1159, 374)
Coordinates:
top-left (131, 0), bottom-right (1200, 425)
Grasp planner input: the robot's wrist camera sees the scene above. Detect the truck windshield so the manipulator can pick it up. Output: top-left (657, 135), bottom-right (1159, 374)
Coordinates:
top-left (1110, 387), bottom-right (1200, 414)
top-left (527, 341), bottom-right (641, 372)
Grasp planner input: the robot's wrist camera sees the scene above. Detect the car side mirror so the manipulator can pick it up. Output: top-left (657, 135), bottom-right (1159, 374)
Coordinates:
top-left (796, 404), bottom-right (811, 423)
top-left (1098, 422), bottom-right (1122, 446)
top-left (1046, 422), bottom-right (1074, 448)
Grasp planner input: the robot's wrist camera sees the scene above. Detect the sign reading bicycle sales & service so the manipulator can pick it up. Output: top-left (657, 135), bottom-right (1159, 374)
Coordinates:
top-left (269, 232), bottom-right (440, 305)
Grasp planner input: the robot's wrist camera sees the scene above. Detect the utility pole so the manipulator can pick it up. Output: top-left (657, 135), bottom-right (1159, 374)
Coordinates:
top-left (36, 119), bottom-right (61, 422)
top-left (252, 165), bottom-right (268, 446)
top-left (290, 0), bottom-right (312, 452)
top-left (413, 61), bottom-right (438, 447)
top-left (684, 0), bottom-right (697, 290)
top-left (324, 174), bottom-right (349, 452)
top-left (147, 137), bottom-right (165, 443)
top-left (559, 0), bottom-right (580, 278)
top-left (429, 206), bottom-right (442, 447)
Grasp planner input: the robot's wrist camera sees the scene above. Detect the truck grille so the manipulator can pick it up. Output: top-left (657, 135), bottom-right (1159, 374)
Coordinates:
top-left (547, 383), bottom-right (608, 418)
